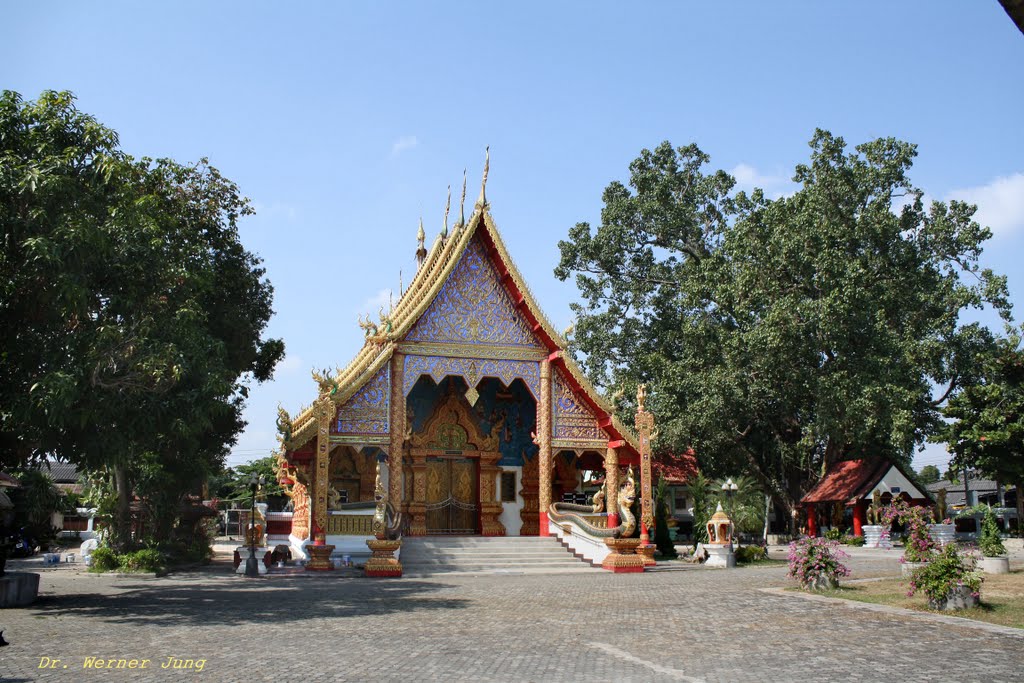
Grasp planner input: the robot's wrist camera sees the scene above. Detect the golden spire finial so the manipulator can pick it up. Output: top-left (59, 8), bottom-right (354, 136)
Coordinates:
top-left (477, 146), bottom-right (489, 208)
top-left (442, 185), bottom-right (450, 239)
top-left (458, 169), bottom-right (467, 227)
top-left (399, 269), bottom-right (404, 295)
top-left (416, 218), bottom-right (427, 267)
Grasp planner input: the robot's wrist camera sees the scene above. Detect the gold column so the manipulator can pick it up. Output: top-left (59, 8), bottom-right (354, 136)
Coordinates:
top-left (313, 397), bottom-right (333, 542)
top-left (389, 352), bottom-right (405, 510)
top-left (538, 359), bottom-right (552, 535)
top-left (635, 385), bottom-right (656, 565)
top-left (606, 444), bottom-right (619, 526)
top-left (409, 454), bottom-right (427, 535)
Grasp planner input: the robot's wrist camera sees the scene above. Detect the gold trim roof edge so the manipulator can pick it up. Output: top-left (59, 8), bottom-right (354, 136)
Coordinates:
top-left (284, 202), bottom-right (639, 453)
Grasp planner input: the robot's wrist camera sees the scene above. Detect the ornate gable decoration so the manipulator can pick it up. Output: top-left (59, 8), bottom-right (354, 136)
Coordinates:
top-left (405, 236), bottom-right (541, 348)
top-left (335, 365), bottom-right (390, 435)
top-left (553, 367), bottom-right (605, 444)
top-left (409, 385), bottom-right (501, 452)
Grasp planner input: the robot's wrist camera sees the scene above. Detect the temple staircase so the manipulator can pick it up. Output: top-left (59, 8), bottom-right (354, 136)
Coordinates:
top-left (399, 536), bottom-right (599, 576)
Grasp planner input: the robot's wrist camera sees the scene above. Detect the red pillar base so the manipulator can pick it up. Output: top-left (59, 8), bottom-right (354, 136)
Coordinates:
top-left (607, 512), bottom-right (620, 528)
top-left (539, 510), bottom-right (549, 536)
top-left (806, 505), bottom-right (818, 538)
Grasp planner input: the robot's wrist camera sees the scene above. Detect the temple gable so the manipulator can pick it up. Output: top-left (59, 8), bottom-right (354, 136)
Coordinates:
top-left (405, 236), bottom-right (542, 348)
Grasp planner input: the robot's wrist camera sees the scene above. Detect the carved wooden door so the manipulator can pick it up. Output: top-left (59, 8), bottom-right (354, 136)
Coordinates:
top-left (425, 457), bottom-right (479, 534)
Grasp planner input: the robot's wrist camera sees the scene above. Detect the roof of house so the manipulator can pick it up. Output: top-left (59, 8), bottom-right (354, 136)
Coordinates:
top-left (926, 478), bottom-right (997, 493)
top-left (35, 460), bottom-right (79, 483)
top-left (802, 457), bottom-right (930, 505)
top-left (282, 187), bottom-right (640, 458)
top-left (0, 471), bottom-right (19, 488)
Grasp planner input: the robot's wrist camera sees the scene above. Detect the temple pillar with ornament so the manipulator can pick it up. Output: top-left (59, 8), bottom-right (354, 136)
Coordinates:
top-left (634, 385), bottom-right (656, 566)
top-left (537, 358), bottom-right (553, 536)
top-left (605, 444), bottom-right (620, 527)
top-left (806, 504), bottom-right (818, 537)
top-left (308, 397), bottom-right (336, 570)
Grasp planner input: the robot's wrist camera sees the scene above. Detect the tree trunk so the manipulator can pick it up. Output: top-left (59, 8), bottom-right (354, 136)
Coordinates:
top-left (113, 464), bottom-right (132, 551)
top-left (1017, 478), bottom-right (1023, 536)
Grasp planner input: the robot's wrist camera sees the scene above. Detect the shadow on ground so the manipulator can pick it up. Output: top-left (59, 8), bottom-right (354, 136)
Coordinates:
top-left (27, 574), bottom-right (465, 628)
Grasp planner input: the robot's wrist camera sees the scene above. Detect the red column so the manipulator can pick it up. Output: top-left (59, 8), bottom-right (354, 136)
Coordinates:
top-left (852, 501), bottom-right (866, 537)
top-left (806, 504), bottom-right (817, 537)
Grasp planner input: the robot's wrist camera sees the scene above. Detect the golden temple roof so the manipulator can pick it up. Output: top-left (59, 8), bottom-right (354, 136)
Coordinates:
top-left (283, 189), bottom-right (640, 456)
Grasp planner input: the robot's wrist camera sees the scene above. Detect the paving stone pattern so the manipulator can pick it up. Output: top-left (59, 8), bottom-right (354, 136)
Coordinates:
top-left (1, 548), bottom-right (1022, 682)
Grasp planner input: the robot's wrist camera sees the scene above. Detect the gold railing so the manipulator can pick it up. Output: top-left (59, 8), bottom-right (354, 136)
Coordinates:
top-left (326, 514), bottom-right (375, 535)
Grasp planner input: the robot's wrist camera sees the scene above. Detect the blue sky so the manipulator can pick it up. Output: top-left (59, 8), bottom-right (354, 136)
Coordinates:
top-left (5, 2), bottom-right (1023, 474)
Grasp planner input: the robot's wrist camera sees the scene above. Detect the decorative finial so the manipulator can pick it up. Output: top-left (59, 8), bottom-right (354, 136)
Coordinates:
top-left (637, 384), bottom-right (647, 414)
top-left (399, 269), bottom-right (404, 295)
top-left (477, 146), bottom-right (489, 207)
top-left (416, 217), bottom-right (427, 267)
top-left (458, 169), bottom-right (467, 227)
top-left (442, 185), bottom-right (450, 239)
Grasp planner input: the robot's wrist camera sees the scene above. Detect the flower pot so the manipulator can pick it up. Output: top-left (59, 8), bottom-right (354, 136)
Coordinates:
top-left (928, 585), bottom-right (978, 611)
top-left (803, 574), bottom-right (838, 591)
top-left (901, 561), bottom-right (927, 577)
top-left (927, 523), bottom-right (955, 547)
top-left (979, 556), bottom-right (1010, 575)
top-left (862, 525), bottom-right (892, 549)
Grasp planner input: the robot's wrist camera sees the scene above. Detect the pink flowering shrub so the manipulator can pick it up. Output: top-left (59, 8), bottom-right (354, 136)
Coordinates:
top-left (883, 498), bottom-right (937, 564)
top-left (906, 542), bottom-right (982, 605)
top-left (787, 537), bottom-right (851, 589)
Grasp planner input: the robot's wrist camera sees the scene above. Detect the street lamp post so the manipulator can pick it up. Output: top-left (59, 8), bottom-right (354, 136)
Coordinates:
top-left (244, 473), bottom-right (265, 578)
top-left (721, 478), bottom-right (738, 529)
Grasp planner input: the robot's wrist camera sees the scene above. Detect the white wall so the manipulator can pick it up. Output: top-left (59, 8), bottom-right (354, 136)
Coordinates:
top-left (869, 466), bottom-right (925, 499)
top-left (498, 466), bottom-right (524, 536)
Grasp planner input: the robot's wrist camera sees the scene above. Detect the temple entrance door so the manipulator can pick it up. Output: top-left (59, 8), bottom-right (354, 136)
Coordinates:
top-left (424, 457), bottom-right (479, 535)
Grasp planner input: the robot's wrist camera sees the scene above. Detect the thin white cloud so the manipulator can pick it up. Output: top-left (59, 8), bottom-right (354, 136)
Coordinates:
top-left (947, 173), bottom-right (1024, 239)
top-left (359, 288), bottom-right (393, 316)
top-left (250, 200), bottom-right (298, 223)
top-left (276, 354), bottom-right (304, 374)
top-left (391, 135), bottom-right (419, 157)
top-left (729, 163), bottom-right (796, 199)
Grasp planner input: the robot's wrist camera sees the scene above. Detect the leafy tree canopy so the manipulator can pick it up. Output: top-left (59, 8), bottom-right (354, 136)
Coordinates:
top-left (0, 91), bottom-right (285, 545)
top-left (935, 329), bottom-right (1024, 523)
top-left (557, 131), bottom-right (1010, 513)
top-left (917, 464), bottom-right (942, 485)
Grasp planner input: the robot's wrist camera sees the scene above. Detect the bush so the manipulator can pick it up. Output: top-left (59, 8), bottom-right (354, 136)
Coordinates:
top-left (118, 548), bottom-right (165, 573)
top-left (735, 545), bottom-right (768, 563)
top-left (89, 547), bottom-right (119, 572)
top-left (978, 508), bottom-right (1006, 557)
top-left (843, 534), bottom-right (866, 546)
top-left (824, 528), bottom-right (844, 541)
top-left (787, 537), bottom-right (851, 589)
top-left (907, 542), bottom-right (982, 604)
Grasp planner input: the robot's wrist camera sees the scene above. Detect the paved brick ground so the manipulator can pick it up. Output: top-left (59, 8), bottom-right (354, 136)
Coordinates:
top-left (2, 548), bottom-right (1022, 682)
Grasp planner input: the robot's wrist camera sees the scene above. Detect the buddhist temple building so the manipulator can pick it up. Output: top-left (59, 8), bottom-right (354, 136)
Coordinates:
top-left (273, 159), bottom-right (655, 571)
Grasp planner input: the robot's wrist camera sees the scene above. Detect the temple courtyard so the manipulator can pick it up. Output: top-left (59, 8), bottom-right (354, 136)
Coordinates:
top-left (3, 548), bottom-right (1023, 682)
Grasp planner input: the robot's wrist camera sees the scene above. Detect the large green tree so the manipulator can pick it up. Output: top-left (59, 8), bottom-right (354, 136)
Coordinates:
top-left (556, 132), bottom-right (1010, 517)
top-left (0, 91), bottom-right (284, 547)
top-left (935, 330), bottom-right (1024, 526)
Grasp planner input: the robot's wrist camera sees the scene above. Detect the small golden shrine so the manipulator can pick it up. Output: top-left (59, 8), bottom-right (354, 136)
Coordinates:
top-left (707, 502), bottom-right (733, 546)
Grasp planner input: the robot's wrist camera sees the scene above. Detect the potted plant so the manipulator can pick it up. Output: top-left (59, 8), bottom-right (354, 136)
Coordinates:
top-left (977, 507), bottom-right (1010, 574)
top-left (884, 498), bottom-right (938, 576)
top-left (907, 542), bottom-right (982, 611)
top-left (787, 537), bottom-right (851, 590)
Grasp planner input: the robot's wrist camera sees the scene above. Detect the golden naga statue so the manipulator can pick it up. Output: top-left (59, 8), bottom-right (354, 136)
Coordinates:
top-left (358, 313), bottom-right (379, 338)
top-left (275, 404), bottom-right (292, 444)
top-left (637, 384), bottom-right (647, 413)
top-left (311, 368), bottom-right (339, 397)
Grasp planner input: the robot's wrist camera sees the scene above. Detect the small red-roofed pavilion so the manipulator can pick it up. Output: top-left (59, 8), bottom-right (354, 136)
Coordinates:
top-left (800, 457), bottom-right (931, 537)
